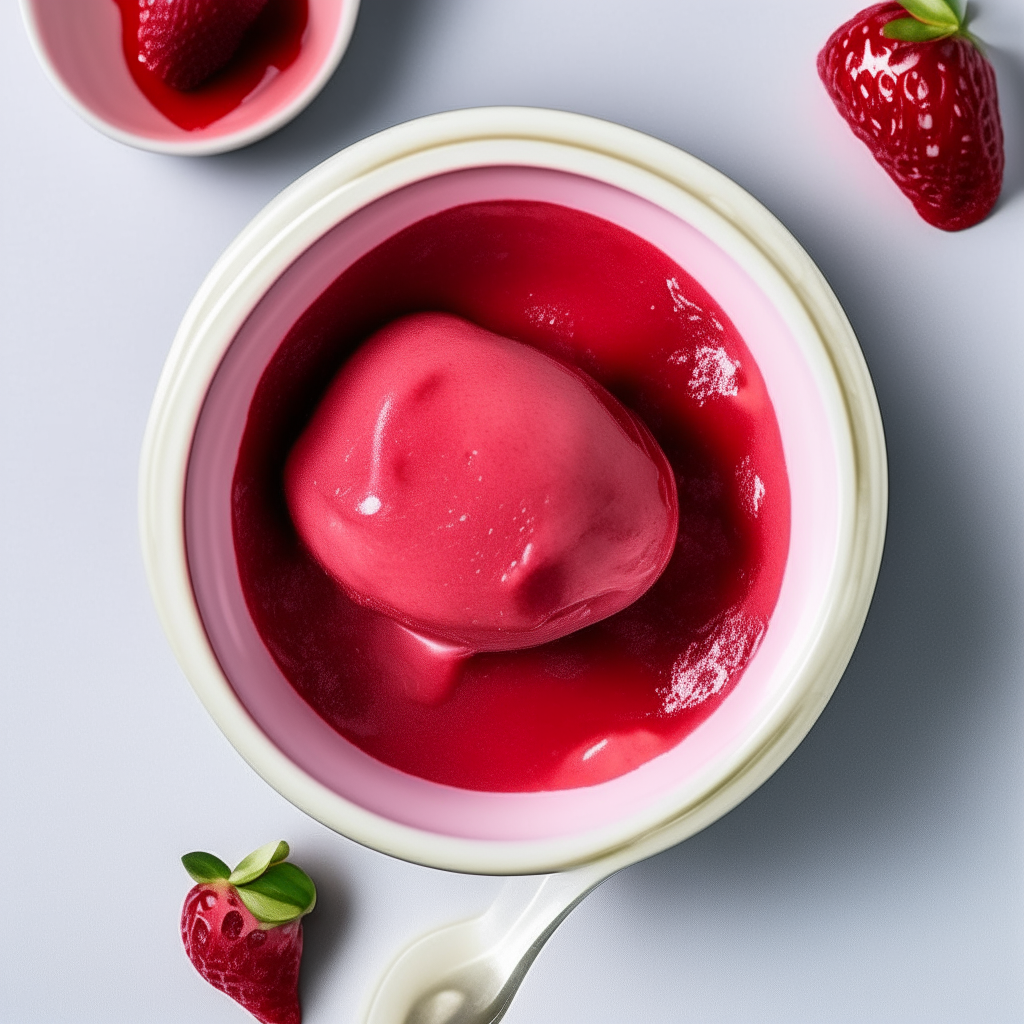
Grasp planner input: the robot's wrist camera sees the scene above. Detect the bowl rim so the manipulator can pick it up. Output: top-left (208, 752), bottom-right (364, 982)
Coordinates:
top-left (139, 106), bottom-right (888, 874)
top-left (18, 0), bottom-right (362, 156)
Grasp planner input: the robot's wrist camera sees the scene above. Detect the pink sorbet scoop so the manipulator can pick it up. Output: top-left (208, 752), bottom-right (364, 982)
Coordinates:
top-left (284, 312), bottom-right (678, 653)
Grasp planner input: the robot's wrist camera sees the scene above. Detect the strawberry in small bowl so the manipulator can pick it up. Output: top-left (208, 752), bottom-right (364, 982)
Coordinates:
top-left (19, 0), bottom-right (360, 153)
top-left (137, 0), bottom-right (280, 92)
top-left (818, 0), bottom-right (1004, 230)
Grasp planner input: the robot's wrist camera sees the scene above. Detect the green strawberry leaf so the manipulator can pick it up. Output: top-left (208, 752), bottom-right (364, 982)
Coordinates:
top-left (237, 888), bottom-right (305, 924)
top-left (883, 16), bottom-right (959, 41)
top-left (236, 863), bottom-right (317, 924)
top-left (895, 0), bottom-right (962, 28)
top-left (229, 840), bottom-right (290, 886)
top-left (182, 851), bottom-right (231, 884)
top-left (247, 862), bottom-right (316, 911)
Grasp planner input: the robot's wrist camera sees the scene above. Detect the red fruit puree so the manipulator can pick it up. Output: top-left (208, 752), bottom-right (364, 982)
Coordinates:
top-left (232, 200), bottom-right (791, 792)
top-left (111, 0), bottom-right (307, 130)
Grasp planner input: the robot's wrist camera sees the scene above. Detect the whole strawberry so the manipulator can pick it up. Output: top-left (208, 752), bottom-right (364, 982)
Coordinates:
top-left (180, 841), bottom-right (316, 1024)
top-left (138, 0), bottom-right (272, 91)
top-left (818, 0), bottom-right (1004, 230)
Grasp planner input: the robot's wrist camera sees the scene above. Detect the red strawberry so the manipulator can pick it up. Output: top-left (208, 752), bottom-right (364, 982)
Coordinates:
top-left (138, 0), bottom-right (272, 91)
top-left (180, 842), bottom-right (316, 1024)
top-left (817, 0), bottom-right (1004, 230)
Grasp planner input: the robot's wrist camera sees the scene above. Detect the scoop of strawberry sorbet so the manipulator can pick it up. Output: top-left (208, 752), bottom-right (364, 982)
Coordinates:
top-left (284, 313), bottom-right (678, 653)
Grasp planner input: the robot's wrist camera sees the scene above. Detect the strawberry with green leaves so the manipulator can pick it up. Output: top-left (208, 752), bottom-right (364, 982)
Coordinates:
top-left (818, 0), bottom-right (1004, 230)
top-left (180, 841), bottom-right (316, 1024)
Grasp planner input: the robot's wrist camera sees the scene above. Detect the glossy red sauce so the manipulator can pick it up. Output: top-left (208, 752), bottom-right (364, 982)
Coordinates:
top-left (232, 200), bottom-right (791, 792)
top-left (112, 0), bottom-right (308, 130)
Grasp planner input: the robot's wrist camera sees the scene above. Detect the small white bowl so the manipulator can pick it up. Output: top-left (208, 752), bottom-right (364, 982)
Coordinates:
top-left (140, 107), bottom-right (887, 873)
top-left (20, 0), bottom-right (360, 155)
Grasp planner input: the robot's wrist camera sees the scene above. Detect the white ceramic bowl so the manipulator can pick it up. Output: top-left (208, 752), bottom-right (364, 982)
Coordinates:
top-left (140, 107), bottom-right (887, 873)
top-left (20, 0), bottom-right (360, 155)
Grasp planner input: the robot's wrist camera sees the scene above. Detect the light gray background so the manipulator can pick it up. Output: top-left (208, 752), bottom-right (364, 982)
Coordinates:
top-left (2, 0), bottom-right (1023, 1020)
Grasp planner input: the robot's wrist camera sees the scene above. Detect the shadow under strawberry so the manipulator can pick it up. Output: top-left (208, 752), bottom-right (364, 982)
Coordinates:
top-left (292, 851), bottom-right (352, 1014)
top-left (987, 44), bottom-right (1024, 208)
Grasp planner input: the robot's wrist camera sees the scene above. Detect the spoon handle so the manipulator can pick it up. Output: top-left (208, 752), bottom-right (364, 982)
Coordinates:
top-left (363, 860), bottom-right (615, 1024)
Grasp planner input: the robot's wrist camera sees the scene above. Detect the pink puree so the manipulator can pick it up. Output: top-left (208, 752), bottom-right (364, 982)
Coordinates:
top-left (284, 313), bottom-right (678, 659)
top-left (233, 200), bottom-right (791, 792)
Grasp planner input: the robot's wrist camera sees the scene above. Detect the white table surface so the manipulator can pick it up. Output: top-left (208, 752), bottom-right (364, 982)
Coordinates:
top-left (2, 1), bottom-right (1023, 1021)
